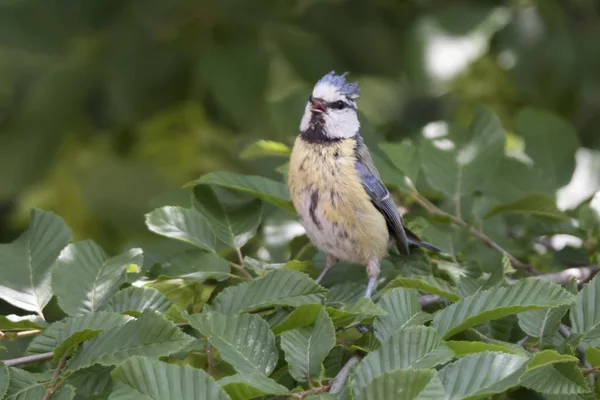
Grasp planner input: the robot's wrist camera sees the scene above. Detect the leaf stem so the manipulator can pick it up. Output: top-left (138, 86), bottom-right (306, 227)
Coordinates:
top-left (206, 344), bottom-right (214, 375)
top-left (410, 191), bottom-right (540, 275)
top-left (228, 261), bottom-right (254, 280)
top-left (42, 356), bottom-right (67, 400)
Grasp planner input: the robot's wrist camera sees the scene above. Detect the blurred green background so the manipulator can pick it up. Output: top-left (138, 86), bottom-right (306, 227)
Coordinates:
top-left (2, 0), bottom-right (600, 254)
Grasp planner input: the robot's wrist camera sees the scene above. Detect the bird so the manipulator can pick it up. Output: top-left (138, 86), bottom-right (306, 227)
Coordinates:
top-left (288, 71), bottom-right (441, 299)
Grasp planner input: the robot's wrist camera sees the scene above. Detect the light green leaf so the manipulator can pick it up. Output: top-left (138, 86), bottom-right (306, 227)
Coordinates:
top-left (585, 347), bottom-right (600, 367)
top-left (325, 283), bottom-right (365, 306)
top-left (52, 241), bottom-right (142, 315)
top-left (106, 287), bottom-right (172, 316)
top-left (353, 326), bottom-right (454, 391)
top-left (108, 382), bottom-right (153, 400)
top-left (69, 310), bottom-right (193, 371)
top-left (485, 193), bottom-right (567, 220)
top-left (186, 172), bottom-right (294, 212)
top-left (379, 140), bottom-right (420, 183)
top-left (439, 352), bottom-right (528, 400)
top-left (27, 311), bottom-right (133, 360)
top-left (193, 186), bottom-right (262, 248)
top-left (518, 107), bottom-right (579, 189)
top-left (0, 314), bottom-right (47, 331)
top-left (112, 356), bottom-right (231, 400)
top-left (354, 369), bottom-right (447, 400)
top-left (518, 305), bottom-right (569, 342)
top-left (384, 276), bottom-right (461, 302)
top-left (570, 274), bottom-right (600, 346)
top-left (206, 270), bottom-right (326, 314)
top-left (0, 209), bottom-right (71, 314)
top-left (240, 140), bottom-right (291, 160)
top-left (54, 385), bottom-right (75, 400)
top-left (162, 250), bottom-right (231, 282)
top-left (374, 288), bottom-right (432, 343)
top-left (420, 106), bottom-right (505, 196)
top-left (520, 362), bottom-right (592, 395)
top-left (218, 373), bottom-right (289, 400)
top-left (281, 310), bottom-right (335, 383)
top-left (527, 350), bottom-right (579, 370)
top-left (0, 364), bottom-right (8, 400)
top-left (446, 341), bottom-right (524, 357)
top-left (432, 279), bottom-right (575, 338)
top-left (4, 368), bottom-right (45, 399)
top-left (187, 311), bottom-right (278, 376)
top-left (145, 206), bottom-right (216, 250)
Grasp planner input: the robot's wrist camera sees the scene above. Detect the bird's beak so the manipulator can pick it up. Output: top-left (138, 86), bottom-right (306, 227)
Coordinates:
top-left (310, 99), bottom-right (327, 114)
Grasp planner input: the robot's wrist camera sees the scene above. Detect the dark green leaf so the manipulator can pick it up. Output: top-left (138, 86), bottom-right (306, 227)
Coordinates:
top-left (373, 288), bottom-right (432, 343)
top-left (4, 367), bottom-right (45, 399)
top-left (485, 193), bottom-right (567, 220)
top-left (186, 172), bottom-right (294, 212)
top-left (570, 274), bottom-right (600, 346)
top-left (354, 369), bottom-right (446, 400)
top-left (0, 315), bottom-right (47, 331)
top-left (145, 206), bottom-right (216, 251)
top-left (280, 310), bottom-right (335, 383)
top-left (106, 287), bottom-right (172, 316)
top-left (187, 312), bottom-right (279, 376)
top-left (0, 209), bottom-right (71, 314)
top-left (383, 276), bottom-right (461, 302)
top-left (112, 356), bottom-right (231, 399)
top-left (206, 270), bottom-right (326, 314)
top-left (52, 241), bottom-right (143, 315)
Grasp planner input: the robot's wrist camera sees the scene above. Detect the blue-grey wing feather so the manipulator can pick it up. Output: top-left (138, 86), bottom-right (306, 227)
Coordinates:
top-left (354, 137), bottom-right (410, 255)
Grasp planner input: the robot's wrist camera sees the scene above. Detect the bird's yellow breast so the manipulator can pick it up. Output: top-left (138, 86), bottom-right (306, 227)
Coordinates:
top-left (288, 137), bottom-right (389, 264)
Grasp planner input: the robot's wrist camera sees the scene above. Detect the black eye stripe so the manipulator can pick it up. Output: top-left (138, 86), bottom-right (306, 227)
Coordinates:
top-left (329, 100), bottom-right (346, 109)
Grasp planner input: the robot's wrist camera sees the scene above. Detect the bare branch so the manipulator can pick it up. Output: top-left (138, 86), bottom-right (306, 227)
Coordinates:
top-left (329, 355), bottom-right (361, 394)
top-left (3, 352), bottom-right (53, 367)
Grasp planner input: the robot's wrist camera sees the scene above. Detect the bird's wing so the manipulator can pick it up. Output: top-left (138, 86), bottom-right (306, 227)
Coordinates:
top-left (353, 136), bottom-right (410, 254)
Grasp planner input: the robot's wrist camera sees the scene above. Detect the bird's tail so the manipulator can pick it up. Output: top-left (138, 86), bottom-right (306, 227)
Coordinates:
top-left (404, 227), bottom-right (443, 253)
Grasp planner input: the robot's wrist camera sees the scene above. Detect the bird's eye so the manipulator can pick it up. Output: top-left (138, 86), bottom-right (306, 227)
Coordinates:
top-left (330, 100), bottom-right (346, 110)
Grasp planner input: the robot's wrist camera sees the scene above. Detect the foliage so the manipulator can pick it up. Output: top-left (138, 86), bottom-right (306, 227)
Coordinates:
top-left (1, 99), bottom-right (600, 399)
top-left (2, 1), bottom-right (600, 398)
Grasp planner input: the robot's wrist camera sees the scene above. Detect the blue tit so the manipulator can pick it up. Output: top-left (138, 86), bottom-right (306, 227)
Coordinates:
top-left (288, 71), bottom-right (440, 298)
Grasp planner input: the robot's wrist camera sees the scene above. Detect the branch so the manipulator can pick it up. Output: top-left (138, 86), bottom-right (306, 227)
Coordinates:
top-left (2, 352), bottom-right (54, 367)
top-left (410, 192), bottom-right (540, 275)
top-left (42, 356), bottom-right (67, 400)
top-left (329, 355), bottom-right (361, 394)
top-left (228, 261), bottom-right (254, 280)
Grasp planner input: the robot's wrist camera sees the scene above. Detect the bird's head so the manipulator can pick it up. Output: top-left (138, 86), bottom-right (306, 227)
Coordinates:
top-left (300, 71), bottom-right (361, 141)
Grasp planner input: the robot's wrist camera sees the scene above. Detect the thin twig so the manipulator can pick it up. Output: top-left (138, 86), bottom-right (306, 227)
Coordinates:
top-left (329, 355), bottom-right (361, 394)
top-left (42, 356), bottom-right (67, 400)
top-left (291, 383), bottom-right (331, 399)
top-left (228, 261), bottom-right (254, 280)
top-left (410, 192), bottom-right (540, 275)
top-left (3, 352), bottom-right (54, 367)
top-left (0, 329), bottom-right (42, 339)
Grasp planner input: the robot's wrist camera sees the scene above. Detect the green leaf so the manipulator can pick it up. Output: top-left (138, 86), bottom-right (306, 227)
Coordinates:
top-left (145, 206), bottom-right (216, 250)
top-left (206, 270), bottom-right (326, 314)
top-left (527, 350), bottom-right (579, 370)
top-left (68, 310), bottom-right (193, 371)
top-left (187, 311), bottom-right (278, 376)
top-left (420, 106), bottom-right (505, 196)
top-left (218, 373), bottom-right (289, 400)
top-left (570, 274), bottom-right (600, 346)
top-left (354, 369), bottom-right (447, 400)
top-left (518, 304), bottom-right (569, 342)
top-left (520, 362), bottom-right (592, 395)
top-left (0, 314), bottom-right (47, 330)
top-left (485, 193), bottom-right (568, 220)
top-left (379, 140), bottom-right (420, 183)
top-left (446, 341), bottom-right (524, 357)
top-left (27, 311), bottom-right (133, 360)
top-left (66, 366), bottom-right (113, 399)
top-left (0, 364), bottom-right (8, 400)
top-left (4, 368), bottom-right (45, 399)
top-left (240, 140), bottom-right (291, 160)
top-left (54, 385), bottom-right (75, 400)
top-left (106, 287), bottom-right (172, 316)
top-left (384, 276), bottom-right (461, 302)
top-left (585, 347), bottom-right (600, 367)
top-left (112, 356), bottom-right (231, 400)
top-left (280, 309), bottom-right (335, 383)
top-left (439, 352), bottom-right (528, 399)
top-left (109, 383), bottom-right (153, 400)
top-left (0, 209), bottom-right (72, 314)
top-left (432, 279), bottom-right (575, 338)
top-left (518, 107), bottom-right (579, 189)
top-left (186, 172), bottom-right (294, 212)
top-left (193, 186), bottom-right (263, 248)
top-left (374, 288), bottom-right (432, 343)
top-left (162, 250), bottom-right (231, 282)
top-left (353, 326), bottom-right (454, 391)
top-left (52, 241), bottom-right (143, 315)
